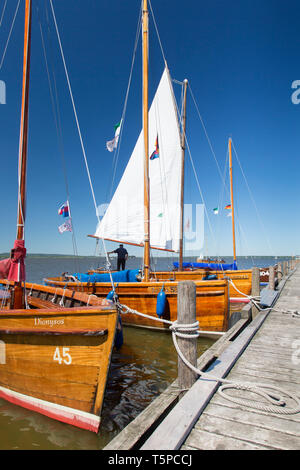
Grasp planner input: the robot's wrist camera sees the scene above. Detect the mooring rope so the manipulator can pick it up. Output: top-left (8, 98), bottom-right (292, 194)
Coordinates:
top-left (228, 276), bottom-right (300, 317)
top-left (115, 294), bottom-right (300, 416)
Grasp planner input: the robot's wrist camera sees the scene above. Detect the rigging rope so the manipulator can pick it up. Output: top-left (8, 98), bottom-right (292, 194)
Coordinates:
top-left (0, 0), bottom-right (20, 71)
top-left (188, 84), bottom-right (259, 261)
top-left (0, 0), bottom-right (7, 28)
top-left (49, 0), bottom-right (115, 289)
top-left (37, 3), bottom-right (80, 272)
top-left (107, 4), bottom-right (143, 202)
top-left (231, 139), bottom-right (274, 255)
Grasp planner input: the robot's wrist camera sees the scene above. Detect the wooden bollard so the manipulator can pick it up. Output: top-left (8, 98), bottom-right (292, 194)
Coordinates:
top-left (177, 281), bottom-right (197, 392)
top-left (251, 267), bottom-right (260, 319)
top-left (277, 262), bottom-right (283, 282)
top-left (283, 261), bottom-right (287, 276)
top-left (268, 266), bottom-right (275, 290)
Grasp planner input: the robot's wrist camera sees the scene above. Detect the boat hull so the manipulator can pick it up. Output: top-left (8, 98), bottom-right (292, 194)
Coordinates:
top-left (152, 269), bottom-right (252, 299)
top-left (0, 282), bottom-right (118, 432)
top-left (87, 268), bottom-right (253, 301)
top-left (44, 279), bottom-right (230, 333)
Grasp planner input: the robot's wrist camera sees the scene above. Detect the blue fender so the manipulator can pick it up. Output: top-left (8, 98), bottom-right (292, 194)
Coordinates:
top-left (106, 290), bottom-right (115, 300)
top-left (156, 286), bottom-right (167, 318)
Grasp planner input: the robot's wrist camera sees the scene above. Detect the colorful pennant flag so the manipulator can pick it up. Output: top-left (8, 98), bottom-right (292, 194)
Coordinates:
top-left (150, 135), bottom-right (159, 160)
top-left (106, 120), bottom-right (122, 152)
top-left (213, 207), bottom-right (219, 215)
top-left (225, 204), bottom-right (232, 210)
top-left (58, 202), bottom-right (69, 218)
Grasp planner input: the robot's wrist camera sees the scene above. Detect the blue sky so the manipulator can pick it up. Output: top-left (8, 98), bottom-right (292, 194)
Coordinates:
top-left (0, 0), bottom-right (300, 257)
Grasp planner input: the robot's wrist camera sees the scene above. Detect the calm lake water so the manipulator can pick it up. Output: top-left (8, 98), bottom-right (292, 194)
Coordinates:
top-left (0, 255), bottom-right (283, 450)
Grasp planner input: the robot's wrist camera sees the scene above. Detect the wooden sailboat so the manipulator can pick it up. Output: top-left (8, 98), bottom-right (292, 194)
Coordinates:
top-left (45, 0), bottom-right (230, 335)
top-left (84, 137), bottom-right (253, 302)
top-left (152, 137), bottom-right (253, 302)
top-left (0, 0), bottom-right (119, 433)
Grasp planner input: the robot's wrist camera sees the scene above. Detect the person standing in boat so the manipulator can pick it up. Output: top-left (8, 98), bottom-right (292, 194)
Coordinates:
top-left (108, 244), bottom-right (128, 271)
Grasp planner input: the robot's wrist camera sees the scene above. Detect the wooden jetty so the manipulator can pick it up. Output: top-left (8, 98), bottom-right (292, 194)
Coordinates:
top-left (104, 260), bottom-right (300, 450)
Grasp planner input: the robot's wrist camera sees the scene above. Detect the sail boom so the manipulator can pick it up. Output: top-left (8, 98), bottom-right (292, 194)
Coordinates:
top-left (88, 235), bottom-right (177, 253)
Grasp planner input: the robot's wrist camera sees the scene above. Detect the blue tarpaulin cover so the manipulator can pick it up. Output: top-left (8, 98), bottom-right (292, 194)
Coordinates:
top-left (173, 261), bottom-right (238, 271)
top-left (73, 269), bottom-right (140, 283)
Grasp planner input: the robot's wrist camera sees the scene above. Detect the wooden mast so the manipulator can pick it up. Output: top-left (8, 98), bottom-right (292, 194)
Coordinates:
top-left (228, 137), bottom-right (237, 262)
top-left (179, 79), bottom-right (188, 271)
top-left (13, 0), bottom-right (32, 308)
top-left (17, 0), bottom-right (31, 242)
top-left (142, 0), bottom-right (150, 281)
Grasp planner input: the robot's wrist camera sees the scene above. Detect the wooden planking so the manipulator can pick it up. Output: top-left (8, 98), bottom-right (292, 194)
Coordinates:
top-left (141, 268), bottom-right (297, 450)
top-left (141, 306), bottom-right (270, 450)
top-left (0, 306), bottom-right (118, 421)
top-left (1, 356), bottom-right (101, 385)
top-left (43, 278), bottom-right (230, 332)
top-left (182, 428), bottom-right (270, 450)
top-left (183, 413), bottom-right (300, 450)
top-left (181, 267), bottom-right (300, 451)
top-left (104, 318), bottom-right (250, 450)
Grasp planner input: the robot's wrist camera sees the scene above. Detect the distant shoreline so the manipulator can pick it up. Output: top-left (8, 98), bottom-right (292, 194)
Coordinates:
top-left (0, 253), bottom-right (291, 259)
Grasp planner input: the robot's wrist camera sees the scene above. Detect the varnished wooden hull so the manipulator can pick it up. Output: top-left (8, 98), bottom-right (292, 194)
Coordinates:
top-left (87, 268), bottom-right (253, 301)
top-left (0, 281), bottom-right (118, 432)
top-left (152, 269), bottom-right (252, 301)
top-left (44, 278), bottom-right (230, 333)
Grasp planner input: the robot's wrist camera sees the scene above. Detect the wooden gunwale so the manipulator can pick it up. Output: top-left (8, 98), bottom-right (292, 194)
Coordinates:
top-left (0, 328), bottom-right (108, 336)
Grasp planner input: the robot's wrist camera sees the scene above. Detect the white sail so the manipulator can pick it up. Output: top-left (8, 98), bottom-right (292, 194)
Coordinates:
top-left (95, 67), bottom-right (182, 252)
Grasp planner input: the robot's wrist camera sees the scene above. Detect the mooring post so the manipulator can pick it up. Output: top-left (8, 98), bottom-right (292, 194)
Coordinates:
top-left (251, 267), bottom-right (260, 319)
top-left (268, 266), bottom-right (275, 290)
top-left (177, 281), bottom-right (197, 394)
top-left (277, 262), bottom-right (283, 283)
top-left (283, 261), bottom-right (287, 277)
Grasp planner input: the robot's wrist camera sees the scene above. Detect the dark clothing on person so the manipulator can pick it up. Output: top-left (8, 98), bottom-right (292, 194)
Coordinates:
top-left (117, 258), bottom-right (126, 271)
top-left (114, 247), bottom-right (128, 271)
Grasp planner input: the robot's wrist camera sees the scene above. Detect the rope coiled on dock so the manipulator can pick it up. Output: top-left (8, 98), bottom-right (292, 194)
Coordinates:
top-left (116, 301), bottom-right (300, 416)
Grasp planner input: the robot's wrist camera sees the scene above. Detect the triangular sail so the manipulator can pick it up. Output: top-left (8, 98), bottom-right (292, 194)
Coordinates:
top-left (95, 67), bottom-right (182, 252)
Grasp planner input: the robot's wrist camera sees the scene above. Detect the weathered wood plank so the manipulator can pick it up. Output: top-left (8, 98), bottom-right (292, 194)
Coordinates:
top-left (141, 306), bottom-right (271, 449)
top-left (188, 413), bottom-right (300, 450)
top-left (181, 428), bottom-right (271, 450)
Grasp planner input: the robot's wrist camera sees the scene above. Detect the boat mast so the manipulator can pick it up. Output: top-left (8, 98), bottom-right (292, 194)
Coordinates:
top-left (13, 0), bottom-right (32, 309)
top-left (142, 0), bottom-right (150, 281)
top-left (17, 0), bottom-right (31, 242)
top-left (228, 137), bottom-right (237, 262)
top-left (179, 79), bottom-right (188, 271)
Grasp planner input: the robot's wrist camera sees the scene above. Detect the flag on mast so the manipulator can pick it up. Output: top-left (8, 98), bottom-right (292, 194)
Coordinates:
top-left (58, 220), bottom-right (73, 233)
top-left (58, 202), bottom-right (69, 218)
top-left (150, 135), bottom-right (159, 160)
top-left (106, 120), bottom-right (122, 152)
top-left (213, 207), bottom-right (219, 215)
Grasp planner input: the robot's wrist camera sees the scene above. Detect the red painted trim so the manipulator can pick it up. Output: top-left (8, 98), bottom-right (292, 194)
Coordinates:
top-left (0, 386), bottom-right (100, 432)
top-left (230, 297), bottom-right (250, 304)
